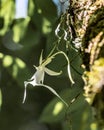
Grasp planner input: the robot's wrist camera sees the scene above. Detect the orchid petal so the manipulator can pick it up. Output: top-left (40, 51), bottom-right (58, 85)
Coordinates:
top-left (33, 65), bottom-right (38, 70)
top-left (30, 68), bottom-right (45, 83)
top-left (67, 64), bottom-right (75, 84)
top-left (45, 67), bottom-right (62, 76)
top-left (39, 50), bottom-right (43, 65)
top-left (30, 72), bottom-right (37, 81)
top-left (23, 79), bottom-right (37, 103)
top-left (41, 70), bottom-right (45, 84)
top-left (35, 69), bottom-right (45, 83)
top-left (22, 81), bottom-right (27, 103)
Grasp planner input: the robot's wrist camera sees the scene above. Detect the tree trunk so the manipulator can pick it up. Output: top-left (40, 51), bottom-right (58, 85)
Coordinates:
top-left (69, 0), bottom-right (104, 128)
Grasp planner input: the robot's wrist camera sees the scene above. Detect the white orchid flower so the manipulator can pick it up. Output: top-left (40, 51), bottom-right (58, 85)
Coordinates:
top-left (23, 50), bottom-right (74, 106)
top-left (23, 51), bottom-right (69, 106)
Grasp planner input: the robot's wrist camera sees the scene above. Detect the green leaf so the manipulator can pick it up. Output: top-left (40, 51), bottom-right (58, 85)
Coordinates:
top-left (38, 84), bottom-right (68, 107)
top-left (35, 0), bottom-right (57, 22)
top-left (62, 101), bottom-right (93, 130)
top-left (39, 87), bottom-right (82, 123)
top-left (39, 86), bottom-right (95, 130)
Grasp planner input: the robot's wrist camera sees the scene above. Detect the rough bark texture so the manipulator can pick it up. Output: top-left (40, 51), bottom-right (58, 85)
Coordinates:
top-left (69, 0), bottom-right (104, 128)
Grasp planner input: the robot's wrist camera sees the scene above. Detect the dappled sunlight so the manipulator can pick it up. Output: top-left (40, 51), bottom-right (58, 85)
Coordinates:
top-left (37, 8), bottom-right (42, 14)
top-left (12, 58), bottom-right (26, 78)
top-left (13, 17), bottom-right (30, 43)
top-left (12, 64), bottom-right (18, 78)
top-left (15, 58), bottom-right (26, 69)
top-left (3, 55), bottom-right (13, 67)
top-left (42, 18), bottom-right (52, 34)
top-left (0, 0), bottom-right (14, 35)
top-left (1, 46), bottom-right (25, 73)
top-left (1, 53), bottom-right (27, 80)
top-left (0, 53), bottom-right (4, 59)
top-left (90, 123), bottom-right (98, 130)
top-left (53, 101), bottom-right (64, 116)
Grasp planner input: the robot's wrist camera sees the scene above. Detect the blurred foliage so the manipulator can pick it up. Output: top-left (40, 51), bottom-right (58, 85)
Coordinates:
top-left (0, 0), bottom-right (104, 130)
top-left (0, 89), bottom-right (2, 109)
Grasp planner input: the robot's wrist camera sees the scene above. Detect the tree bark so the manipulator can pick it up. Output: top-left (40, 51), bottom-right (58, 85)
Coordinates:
top-left (69, 0), bottom-right (104, 128)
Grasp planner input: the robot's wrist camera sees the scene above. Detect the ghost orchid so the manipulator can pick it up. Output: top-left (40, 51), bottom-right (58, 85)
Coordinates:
top-left (22, 51), bottom-right (69, 106)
